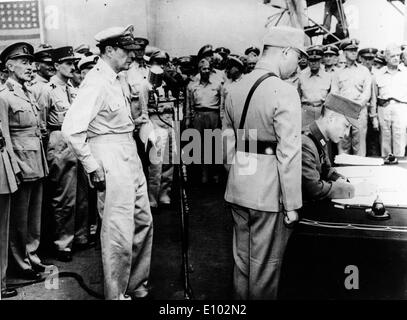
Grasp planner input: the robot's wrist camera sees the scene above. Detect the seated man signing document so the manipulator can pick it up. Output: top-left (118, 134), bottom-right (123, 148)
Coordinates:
top-left (302, 93), bottom-right (360, 202)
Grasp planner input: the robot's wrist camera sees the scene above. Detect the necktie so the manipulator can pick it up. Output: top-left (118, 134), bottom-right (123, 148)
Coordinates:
top-left (66, 85), bottom-right (72, 104)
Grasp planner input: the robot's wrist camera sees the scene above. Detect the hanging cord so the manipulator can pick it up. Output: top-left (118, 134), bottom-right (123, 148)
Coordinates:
top-left (7, 271), bottom-right (104, 300)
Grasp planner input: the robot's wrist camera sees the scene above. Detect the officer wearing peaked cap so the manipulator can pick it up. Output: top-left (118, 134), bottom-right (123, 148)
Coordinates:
top-left (195, 44), bottom-right (226, 85)
top-left (359, 47), bottom-right (378, 72)
top-left (0, 42), bottom-right (50, 281)
top-left (331, 38), bottom-right (372, 156)
top-left (30, 45), bottom-right (55, 136)
top-left (222, 25), bottom-right (304, 299)
top-left (62, 25), bottom-right (152, 300)
top-left (126, 34), bottom-right (150, 119)
top-left (41, 46), bottom-right (90, 263)
top-left (298, 45), bottom-right (332, 128)
top-left (302, 93), bottom-right (358, 203)
top-left (323, 44), bottom-right (339, 73)
top-left (244, 46), bottom-right (261, 57)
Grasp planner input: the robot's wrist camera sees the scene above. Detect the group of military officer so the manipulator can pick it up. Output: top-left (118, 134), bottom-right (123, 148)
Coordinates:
top-left (298, 39), bottom-right (407, 159)
top-left (0, 22), bottom-right (264, 300)
top-left (2, 20), bottom-right (407, 301)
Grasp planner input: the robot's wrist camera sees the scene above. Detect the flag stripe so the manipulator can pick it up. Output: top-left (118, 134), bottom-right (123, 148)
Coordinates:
top-left (0, 32), bottom-right (39, 40)
top-left (0, 28), bottom-right (39, 35)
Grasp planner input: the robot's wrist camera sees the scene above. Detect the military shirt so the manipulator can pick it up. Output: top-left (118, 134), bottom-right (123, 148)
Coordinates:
top-left (331, 62), bottom-right (372, 106)
top-left (0, 78), bottom-right (48, 181)
top-left (324, 65), bottom-right (338, 73)
top-left (222, 61), bottom-right (302, 212)
top-left (302, 122), bottom-right (354, 202)
top-left (45, 75), bottom-right (77, 127)
top-left (375, 65), bottom-right (407, 102)
top-left (186, 77), bottom-right (223, 119)
top-left (61, 58), bottom-right (134, 173)
top-left (29, 74), bottom-right (49, 127)
top-left (298, 67), bottom-right (332, 107)
top-left (126, 61), bottom-right (149, 101)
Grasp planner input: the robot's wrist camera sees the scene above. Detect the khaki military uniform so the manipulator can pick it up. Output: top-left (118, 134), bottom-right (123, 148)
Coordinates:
top-left (62, 58), bottom-right (153, 300)
top-left (42, 75), bottom-right (89, 253)
top-left (0, 117), bottom-right (19, 291)
top-left (0, 78), bottom-right (48, 272)
top-left (222, 61), bottom-right (302, 299)
top-left (139, 80), bottom-right (175, 208)
top-left (302, 122), bottom-right (355, 203)
top-left (375, 66), bottom-right (407, 156)
top-left (331, 62), bottom-right (372, 156)
top-left (298, 67), bottom-right (332, 128)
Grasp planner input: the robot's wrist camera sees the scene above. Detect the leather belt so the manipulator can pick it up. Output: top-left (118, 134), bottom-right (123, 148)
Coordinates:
top-left (236, 140), bottom-right (277, 155)
top-left (48, 125), bottom-right (62, 132)
top-left (194, 107), bottom-right (219, 112)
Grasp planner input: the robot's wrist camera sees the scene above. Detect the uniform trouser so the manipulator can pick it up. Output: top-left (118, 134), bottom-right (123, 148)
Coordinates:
top-left (9, 180), bottom-right (43, 272)
top-left (148, 115), bottom-right (174, 208)
top-left (378, 104), bottom-right (407, 157)
top-left (193, 110), bottom-right (221, 181)
top-left (229, 203), bottom-right (292, 300)
top-left (48, 130), bottom-right (89, 252)
top-left (338, 107), bottom-right (368, 156)
top-left (0, 194), bottom-right (11, 289)
top-left (301, 105), bottom-right (322, 129)
top-left (89, 133), bottom-right (153, 300)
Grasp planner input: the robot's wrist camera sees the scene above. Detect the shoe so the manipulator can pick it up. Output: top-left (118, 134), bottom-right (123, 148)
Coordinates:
top-left (1, 288), bottom-right (18, 299)
top-left (128, 292), bottom-right (154, 300)
top-left (20, 269), bottom-right (42, 280)
top-left (56, 251), bottom-right (72, 262)
top-left (32, 262), bottom-right (55, 273)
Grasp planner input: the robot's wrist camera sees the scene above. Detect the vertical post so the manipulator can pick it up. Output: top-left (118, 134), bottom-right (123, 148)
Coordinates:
top-left (37, 0), bottom-right (45, 43)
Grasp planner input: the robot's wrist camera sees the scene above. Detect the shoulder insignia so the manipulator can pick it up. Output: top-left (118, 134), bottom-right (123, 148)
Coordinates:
top-left (50, 83), bottom-right (57, 90)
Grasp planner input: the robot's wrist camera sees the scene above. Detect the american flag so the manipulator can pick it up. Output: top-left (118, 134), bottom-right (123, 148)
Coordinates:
top-left (0, 0), bottom-right (41, 50)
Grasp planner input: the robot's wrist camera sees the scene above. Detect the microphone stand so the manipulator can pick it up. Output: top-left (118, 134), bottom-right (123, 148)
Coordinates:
top-left (173, 96), bottom-right (194, 300)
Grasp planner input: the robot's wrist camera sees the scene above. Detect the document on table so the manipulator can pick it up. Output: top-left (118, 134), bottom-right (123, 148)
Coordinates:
top-left (334, 154), bottom-right (384, 166)
top-left (332, 166), bottom-right (407, 207)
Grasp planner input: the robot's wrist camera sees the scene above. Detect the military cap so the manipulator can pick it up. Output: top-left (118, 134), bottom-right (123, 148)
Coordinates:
top-left (0, 42), bottom-right (34, 63)
top-left (323, 44), bottom-right (339, 56)
top-left (307, 45), bottom-right (323, 60)
top-left (78, 55), bottom-right (99, 71)
top-left (339, 38), bottom-right (360, 51)
top-left (75, 44), bottom-right (91, 55)
top-left (150, 50), bottom-right (170, 65)
top-left (178, 56), bottom-right (193, 67)
top-left (359, 47), bottom-right (378, 58)
top-left (215, 47), bottom-right (230, 56)
top-left (95, 25), bottom-right (138, 50)
top-left (324, 93), bottom-right (361, 125)
top-left (52, 46), bottom-right (80, 63)
top-left (225, 55), bottom-right (245, 71)
top-left (245, 46), bottom-right (261, 57)
top-left (374, 50), bottom-right (386, 66)
top-left (134, 37), bottom-right (149, 49)
top-left (263, 26), bottom-right (307, 57)
top-left (197, 44), bottom-right (213, 59)
top-left (34, 46), bottom-right (53, 63)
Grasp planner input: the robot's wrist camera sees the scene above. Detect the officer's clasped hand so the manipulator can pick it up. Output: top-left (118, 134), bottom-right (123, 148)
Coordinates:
top-left (90, 166), bottom-right (106, 192)
top-left (284, 210), bottom-right (299, 228)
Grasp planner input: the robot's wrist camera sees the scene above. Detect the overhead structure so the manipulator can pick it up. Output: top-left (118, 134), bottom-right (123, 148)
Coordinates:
top-left (264, 0), bottom-right (349, 45)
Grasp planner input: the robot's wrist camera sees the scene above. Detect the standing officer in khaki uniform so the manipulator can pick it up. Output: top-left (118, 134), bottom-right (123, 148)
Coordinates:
top-left (375, 44), bottom-right (407, 157)
top-left (42, 47), bottom-right (89, 262)
top-left (0, 43), bottom-right (49, 280)
top-left (298, 45), bottom-right (332, 129)
top-left (0, 118), bottom-right (19, 298)
top-left (331, 39), bottom-right (372, 156)
top-left (62, 25), bottom-right (153, 300)
top-left (222, 26), bottom-right (305, 300)
top-left (359, 47), bottom-right (380, 156)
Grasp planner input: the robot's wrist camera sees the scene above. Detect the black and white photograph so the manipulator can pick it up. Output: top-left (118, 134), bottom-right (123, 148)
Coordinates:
top-left (1, 0), bottom-right (407, 309)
